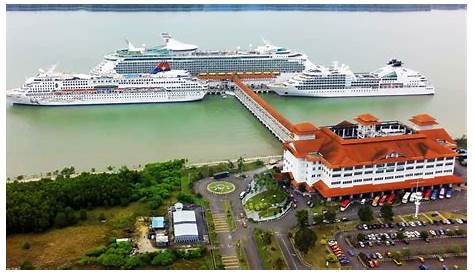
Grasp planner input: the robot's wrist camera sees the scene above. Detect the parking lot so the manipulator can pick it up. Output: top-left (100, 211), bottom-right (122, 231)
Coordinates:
top-left (334, 215), bottom-right (467, 270)
top-left (378, 256), bottom-right (466, 270)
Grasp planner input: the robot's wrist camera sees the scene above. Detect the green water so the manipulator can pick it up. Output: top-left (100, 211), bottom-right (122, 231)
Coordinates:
top-left (6, 10), bottom-right (466, 177)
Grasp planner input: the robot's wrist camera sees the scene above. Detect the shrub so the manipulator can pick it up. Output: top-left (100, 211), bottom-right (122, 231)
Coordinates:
top-left (151, 250), bottom-right (176, 266)
top-left (85, 245), bottom-right (107, 257)
top-left (21, 241), bottom-right (31, 250)
top-left (124, 256), bottom-right (143, 269)
top-left (20, 260), bottom-right (35, 270)
top-left (79, 209), bottom-right (88, 221)
top-left (294, 227), bottom-right (317, 254)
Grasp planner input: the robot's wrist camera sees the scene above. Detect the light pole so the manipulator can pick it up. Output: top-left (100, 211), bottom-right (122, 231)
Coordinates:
top-left (414, 180), bottom-right (421, 219)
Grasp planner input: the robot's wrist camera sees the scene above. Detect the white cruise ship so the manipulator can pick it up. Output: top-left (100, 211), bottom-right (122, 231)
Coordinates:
top-left (268, 59), bottom-right (435, 97)
top-left (90, 33), bottom-right (310, 81)
top-left (7, 63), bottom-right (207, 106)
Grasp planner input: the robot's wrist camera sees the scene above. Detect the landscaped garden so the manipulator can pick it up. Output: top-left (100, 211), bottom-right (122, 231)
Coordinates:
top-left (243, 173), bottom-right (289, 219)
top-left (207, 181), bottom-right (235, 195)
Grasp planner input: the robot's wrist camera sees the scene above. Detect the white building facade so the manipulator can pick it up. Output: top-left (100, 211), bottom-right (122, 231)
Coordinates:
top-left (282, 114), bottom-right (462, 199)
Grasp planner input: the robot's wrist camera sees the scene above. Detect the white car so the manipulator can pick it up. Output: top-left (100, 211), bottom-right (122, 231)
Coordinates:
top-left (360, 198), bottom-right (367, 205)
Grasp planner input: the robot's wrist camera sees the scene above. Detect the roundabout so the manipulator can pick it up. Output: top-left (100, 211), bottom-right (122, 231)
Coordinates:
top-left (207, 181), bottom-right (236, 195)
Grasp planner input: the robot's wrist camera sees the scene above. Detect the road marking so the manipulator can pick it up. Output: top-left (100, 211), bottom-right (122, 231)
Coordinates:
top-left (436, 211), bottom-right (447, 221)
top-left (421, 212), bottom-right (432, 222)
top-left (398, 215), bottom-right (407, 222)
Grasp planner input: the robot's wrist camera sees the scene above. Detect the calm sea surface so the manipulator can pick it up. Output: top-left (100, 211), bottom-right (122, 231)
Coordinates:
top-left (6, 10), bottom-right (466, 177)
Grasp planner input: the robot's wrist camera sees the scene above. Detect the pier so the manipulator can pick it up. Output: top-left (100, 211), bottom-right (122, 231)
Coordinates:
top-left (198, 72), bottom-right (296, 142)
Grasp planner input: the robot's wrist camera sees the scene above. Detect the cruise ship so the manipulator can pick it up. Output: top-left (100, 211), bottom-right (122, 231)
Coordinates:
top-left (268, 59), bottom-right (435, 97)
top-left (90, 33), bottom-right (310, 80)
top-left (7, 63), bottom-right (207, 106)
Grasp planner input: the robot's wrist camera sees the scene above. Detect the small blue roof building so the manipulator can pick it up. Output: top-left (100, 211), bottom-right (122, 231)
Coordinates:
top-left (151, 217), bottom-right (165, 229)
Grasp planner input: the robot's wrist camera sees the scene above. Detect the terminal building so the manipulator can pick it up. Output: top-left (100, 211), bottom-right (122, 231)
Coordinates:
top-left (282, 113), bottom-right (463, 200)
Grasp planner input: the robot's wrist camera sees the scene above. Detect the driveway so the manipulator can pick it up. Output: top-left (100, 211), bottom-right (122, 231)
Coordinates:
top-left (193, 166), bottom-right (310, 270)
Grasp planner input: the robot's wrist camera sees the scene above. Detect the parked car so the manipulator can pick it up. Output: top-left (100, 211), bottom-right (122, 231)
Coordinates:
top-left (360, 198), bottom-right (367, 205)
top-left (419, 264), bottom-right (429, 270)
top-left (446, 189), bottom-right (453, 199)
top-left (431, 189), bottom-right (439, 200)
top-left (439, 187), bottom-right (446, 199)
top-left (402, 192), bottom-right (411, 204)
top-left (340, 199), bottom-right (351, 211)
top-left (372, 196), bottom-right (381, 207)
top-left (378, 195), bottom-right (387, 206)
top-left (436, 255), bottom-right (445, 262)
top-left (423, 189), bottom-right (432, 200)
top-left (347, 249), bottom-right (355, 257)
top-left (386, 193), bottom-right (396, 205)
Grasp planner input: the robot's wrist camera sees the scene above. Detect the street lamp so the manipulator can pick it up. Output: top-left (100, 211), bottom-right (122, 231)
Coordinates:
top-left (414, 180), bottom-right (421, 219)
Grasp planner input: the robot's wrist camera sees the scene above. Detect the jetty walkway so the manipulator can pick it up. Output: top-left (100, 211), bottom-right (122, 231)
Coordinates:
top-left (197, 72), bottom-right (302, 143)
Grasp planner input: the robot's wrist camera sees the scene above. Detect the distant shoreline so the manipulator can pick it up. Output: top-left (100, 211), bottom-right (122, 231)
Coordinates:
top-left (6, 4), bottom-right (467, 12)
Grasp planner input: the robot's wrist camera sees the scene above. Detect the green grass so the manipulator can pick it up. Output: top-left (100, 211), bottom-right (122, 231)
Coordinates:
top-left (207, 181), bottom-right (235, 194)
top-left (244, 189), bottom-right (287, 212)
top-left (235, 240), bottom-right (249, 270)
top-left (241, 161), bottom-right (265, 172)
top-left (223, 200), bottom-right (236, 231)
top-left (253, 228), bottom-right (288, 270)
top-left (258, 207), bottom-right (280, 218)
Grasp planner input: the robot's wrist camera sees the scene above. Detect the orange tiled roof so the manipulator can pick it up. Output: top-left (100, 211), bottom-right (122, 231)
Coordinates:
top-left (292, 122), bottom-right (318, 135)
top-left (418, 128), bottom-right (456, 148)
top-left (354, 113), bottom-right (380, 125)
top-left (284, 124), bottom-right (458, 169)
top-left (313, 175), bottom-right (464, 198)
top-left (410, 114), bottom-right (439, 126)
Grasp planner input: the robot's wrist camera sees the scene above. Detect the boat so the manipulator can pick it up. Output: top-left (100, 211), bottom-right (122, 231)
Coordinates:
top-left (268, 59), bottom-right (435, 97)
top-left (90, 33), bottom-right (311, 82)
top-left (6, 63), bottom-right (207, 106)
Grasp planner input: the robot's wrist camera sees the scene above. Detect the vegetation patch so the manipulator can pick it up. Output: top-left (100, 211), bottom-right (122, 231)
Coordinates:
top-left (207, 181), bottom-right (235, 195)
top-left (253, 228), bottom-right (288, 270)
top-left (223, 200), bottom-right (236, 231)
top-left (300, 222), bottom-right (356, 269)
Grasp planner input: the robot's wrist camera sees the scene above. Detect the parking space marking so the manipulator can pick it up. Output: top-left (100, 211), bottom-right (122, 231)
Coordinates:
top-left (421, 213), bottom-right (432, 222)
top-left (435, 211), bottom-right (447, 221)
top-left (398, 215), bottom-right (407, 222)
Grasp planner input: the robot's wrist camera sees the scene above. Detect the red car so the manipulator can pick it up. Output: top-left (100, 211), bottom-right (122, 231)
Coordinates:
top-left (423, 189), bottom-right (432, 201)
top-left (386, 193), bottom-right (396, 205)
top-left (340, 199), bottom-right (351, 211)
top-left (378, 195), bottom-right (387, 206)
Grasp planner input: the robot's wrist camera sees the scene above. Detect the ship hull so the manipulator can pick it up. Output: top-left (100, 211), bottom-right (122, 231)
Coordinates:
top-left (269, 85), bottom-right (435, 97)
top-left (7, 91), bottom-right (206, 106)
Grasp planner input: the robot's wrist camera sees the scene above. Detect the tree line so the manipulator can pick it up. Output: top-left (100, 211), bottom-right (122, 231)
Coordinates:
top-left (6, 160), bottom-right (185, 234)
